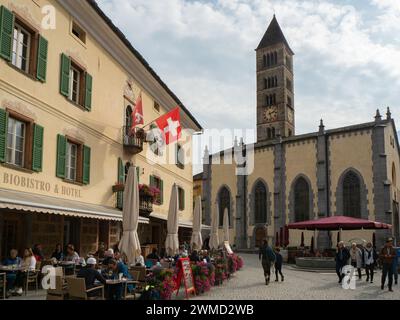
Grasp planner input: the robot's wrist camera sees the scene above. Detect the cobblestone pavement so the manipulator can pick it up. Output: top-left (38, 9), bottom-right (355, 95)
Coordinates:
top-left (193, 254), bottom-right (400, 300)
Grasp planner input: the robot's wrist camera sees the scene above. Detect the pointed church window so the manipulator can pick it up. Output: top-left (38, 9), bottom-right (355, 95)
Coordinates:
top-left (294, 177), bottom-right (310, 222)
top-left (219, 187), bottom-right (231, 227)
top-left (343, 171), bottom-right (361, 218)
top-left (255, 182), bottom-right (267, 223)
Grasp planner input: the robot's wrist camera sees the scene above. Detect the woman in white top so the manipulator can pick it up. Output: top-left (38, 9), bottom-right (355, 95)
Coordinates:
top-left (364, 242), bottom-right (377, 284)
top-left (14, 248), bottom-right (37, 295)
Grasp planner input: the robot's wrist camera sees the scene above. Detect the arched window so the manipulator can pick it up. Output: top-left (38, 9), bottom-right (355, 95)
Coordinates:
top-left (125, 105), bottom-right (133, 135)
top-left (263, 55), bottom-right (267, 67)
top-left (343, 171), bottom-right (361, 218)
top-left (254, 182), bottom-right (267, 223)
top-left (271, 127), bottom-right (276, 137)
top-left (294, 177), bottom-right (310, 222)
top-left (267, 54), bottom-right (271, 67)
top-left (392, 163), bottom-right (396, 188)
top-left (273, 94), bottom-right (276, 105)
top-left (219, 187), bottom-right (231, 227)
top-left (267, 128), bottom-right (272, 139)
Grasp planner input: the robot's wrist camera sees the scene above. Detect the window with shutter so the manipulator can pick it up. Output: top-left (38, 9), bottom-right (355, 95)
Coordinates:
top-left (56, 134), bottom-right (67, 178)
top-left (150, 175), bottom-right (163, 205)
top-left (0, 108), bottom-right (8, 162)
top-left (117, 158), bottom-right (124, 210)
top-left (32, 124), bottom-right (44, 172)
top-left (178, 187), bottom-right (185, 211)
top-left (82, 145), bottom-right (91, 185)
top-left (36, 35), bottom-right (48, 82)
top-left (84, 73), bottom-right (92, 111)
top-left (0, 6), bottom-right (14, 61)
top-left (60, 54), bottom-right (71, 97)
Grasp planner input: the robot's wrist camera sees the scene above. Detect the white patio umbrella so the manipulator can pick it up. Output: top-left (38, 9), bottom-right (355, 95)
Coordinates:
top-left (191, 196), bottom-right (203, 250)
top-left (223, 208), bottom-right (230, 244)
top-left (165, 184), bottom-right (179, 256)
top-left (210, 201), bottom-right (220, 250)
top-left (118, 166), bottom-right (141, 266)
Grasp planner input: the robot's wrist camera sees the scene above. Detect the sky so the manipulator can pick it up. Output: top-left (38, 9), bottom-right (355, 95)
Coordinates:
top-left (97, 0), bottom-right (400, 172)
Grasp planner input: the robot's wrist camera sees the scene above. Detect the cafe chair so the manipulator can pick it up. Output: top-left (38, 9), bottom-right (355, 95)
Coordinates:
top-left (46, 268), bottom-right (67, 300)
top-left (0, 273), bottom-right (6, 300)
top-left (123, 270), bottom-right (140, 300)
top-left (66, 277), bottom-right (104, 300)
top-left (25, 261), bottom-right (42, 296)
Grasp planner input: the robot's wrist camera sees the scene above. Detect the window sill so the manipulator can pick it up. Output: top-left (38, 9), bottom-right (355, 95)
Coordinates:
top-left (62, 179), bottom-right (84, 187)
top-left (7, 63), bottom-right (40, 82)
top-left (64, 97), bottom-right (89, 112)
top-left (2, 163), bottom-right (35, 174)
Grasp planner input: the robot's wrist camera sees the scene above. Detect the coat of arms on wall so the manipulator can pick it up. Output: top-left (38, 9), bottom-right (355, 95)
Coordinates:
top-left (124, 77), bottom-right (136, 103)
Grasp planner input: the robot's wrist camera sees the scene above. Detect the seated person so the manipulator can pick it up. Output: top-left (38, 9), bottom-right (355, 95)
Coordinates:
top-left (51, 244), bottom-right (64, 261)
top-left (2, 249), bottom-right (22, 294)
top-left (146, 248), bottom-right (160, 262)
top-left (200, 250), bottom-right (211, 263)
top-left (95, 242), bottom-right (106, 259)
top-left (102, 249), bottom-right (115, 266)
top-left (32, 244), bottom-right (44, 262)
top-left (135, 254), bottom-right (145, 267)
top-left (114, 249), bottom-right (125, 264)
top-left (14, 248), bottom-right (37, 295)
top-left (77, 257), bottom-right (106, 297)
top-left (64, 244), bottom-right (80, 263)
top-left (107, 259), bottom-right (133, 300)
top-left (190, 250), bottom-right (201, 262)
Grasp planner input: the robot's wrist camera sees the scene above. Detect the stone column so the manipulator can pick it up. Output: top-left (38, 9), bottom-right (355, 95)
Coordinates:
top-left (372, 109), bottom-right (392, 249)
top-left (273, 136), bottom-right (286, 233)
top-left (202, 147), bottom-right (212, 228)
top-left (316, 120), bottom-right (330, 249)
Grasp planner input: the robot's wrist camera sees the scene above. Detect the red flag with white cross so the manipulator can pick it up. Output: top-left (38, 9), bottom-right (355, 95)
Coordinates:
top-left (155, 107), bottom-right (181, 145)
top-left (132, 93), bottom-right (144, 129)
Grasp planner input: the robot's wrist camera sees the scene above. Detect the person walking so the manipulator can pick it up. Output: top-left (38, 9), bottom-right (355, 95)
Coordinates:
top-left (364, 242), bottom-right (378, 283)
top-left (380, 238), bottom-right (397, 292)
top-left (393, 241), bottom-right (399, 286)
top-left (335, 241), bottom-right (350, 284)
top-left (350, 243), bottom-right (363, 280)
top-left (259, 240), bottom-right (276, 285)
top-left (274, 247), bottom-right (284, 282)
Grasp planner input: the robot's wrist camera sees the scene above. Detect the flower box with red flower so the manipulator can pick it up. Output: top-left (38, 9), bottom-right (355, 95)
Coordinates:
top-left (112, 183), bottom-right (125, 193)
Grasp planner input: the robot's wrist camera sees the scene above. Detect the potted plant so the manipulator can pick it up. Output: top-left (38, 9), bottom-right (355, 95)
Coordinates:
top-left (112, 182), bottom-right (125, 193)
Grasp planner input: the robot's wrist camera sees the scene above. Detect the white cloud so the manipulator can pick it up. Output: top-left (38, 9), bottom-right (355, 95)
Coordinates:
top-left (97, 0), bottom-right (399, 141)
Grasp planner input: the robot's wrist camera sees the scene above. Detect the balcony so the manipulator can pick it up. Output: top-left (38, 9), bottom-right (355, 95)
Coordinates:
top-left (112, 183), bottom-right (155, 218)
top-left (123, 127), bottom-right (145, 154)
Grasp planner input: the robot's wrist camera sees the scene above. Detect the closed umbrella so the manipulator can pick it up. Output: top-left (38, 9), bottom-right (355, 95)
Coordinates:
top-left (223, 208), bottom-right (230, 243)
top-left (284, 225), bottom-right (290, 247)
top-left (118, 166), bottom-right (141, 265)
top-left (300, 232), bottom-right (305, 247)
top-left (165, 184), bottom-right (179, 256)
top-left (210, 201), bottom-right (220, 250)
top-left (191, 196), bottom-right (203, 250)
top-left (279, 227), bottom-right (284, 247)
top-left (275, 232), bottom-right (280, 247)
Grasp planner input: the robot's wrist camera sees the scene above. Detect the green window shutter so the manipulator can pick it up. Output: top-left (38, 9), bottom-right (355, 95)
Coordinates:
top-left (32, 124), bottom-right (44, 172)
top-left (0, 108), bottom-right (8, 163)
top-left (0, 6), bottom-right (14, 61)
top-left (82, 145), bottom-right (91, 185)
top-left (117, 158), bottom-right (124, 210)
top-left (136, 166), bottom-right (140, 183)
top-left (56, 134), bottom-right (66, 178)
top-left (160, 179), bottom-right (164, 205)
top-left (60, 53), bottom-right (71, 97)
top-left (84, 73), bottom-right (92, 111)
top-left (36, 35), bottom-right (48, 82)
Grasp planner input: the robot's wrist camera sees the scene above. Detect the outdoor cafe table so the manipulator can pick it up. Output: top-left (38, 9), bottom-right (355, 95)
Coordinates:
top-left (0, 265), bottom-right (27, 272)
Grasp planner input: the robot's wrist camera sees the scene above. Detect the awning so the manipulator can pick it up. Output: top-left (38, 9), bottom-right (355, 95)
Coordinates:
top-left (150, 212), bottom-right (211, 230)
top-left (0, 188), bottom-right (149, 224)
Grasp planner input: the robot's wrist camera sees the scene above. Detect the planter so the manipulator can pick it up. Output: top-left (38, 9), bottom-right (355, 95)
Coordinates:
top-left (112, 184), bottom-right (125, 193)
top-left (295, 257), bottom-right (335, 269)
top-left (139, 197), bottom-right (154, 218)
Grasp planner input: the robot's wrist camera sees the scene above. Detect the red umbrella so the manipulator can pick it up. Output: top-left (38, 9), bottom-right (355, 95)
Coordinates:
top-left (288, 216), bottom-right (392, 231)
top-left (275, 232), bottom-right (280, 247)
top-left (284, 225), bottom-right (289, 247)
top-left (300, 232), bottom-right (305, 247)
top-left (279, 227), bottom-right (284, 248)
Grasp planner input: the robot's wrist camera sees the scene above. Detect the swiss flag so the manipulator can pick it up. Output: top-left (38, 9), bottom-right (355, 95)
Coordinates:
top-left (132, 93), bottom-right (144, 130)
top-left (155, 107), bottom-right (181, 145)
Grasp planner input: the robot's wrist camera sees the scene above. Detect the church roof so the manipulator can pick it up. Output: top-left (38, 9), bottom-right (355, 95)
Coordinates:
top-left (257, 15), bottom-right (294, 54)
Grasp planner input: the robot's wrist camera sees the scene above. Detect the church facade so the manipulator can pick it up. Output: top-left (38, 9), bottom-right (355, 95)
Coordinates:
top-left (202, 16), bottom-right (400, 250)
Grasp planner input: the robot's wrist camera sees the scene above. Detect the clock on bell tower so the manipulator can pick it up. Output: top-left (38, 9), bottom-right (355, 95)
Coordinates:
top-left (256, 15), bottom-right (295, 142)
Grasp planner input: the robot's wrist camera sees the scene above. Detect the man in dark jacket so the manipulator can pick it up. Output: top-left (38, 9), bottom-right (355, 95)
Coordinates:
top-left (259, 240), bottom-right (276, 285)
top-left (335, 241), bottom-right (350, 284)
top-left (77, 257), bottom-right (106, 297)
top-left (380, 238), bottom-right (397, 292)
top-left (274, 247), bottom-right (284, 282)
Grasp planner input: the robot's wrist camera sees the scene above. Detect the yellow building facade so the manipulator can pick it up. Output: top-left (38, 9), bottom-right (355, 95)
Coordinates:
top-left (0, 0), bottom-right (201, 258)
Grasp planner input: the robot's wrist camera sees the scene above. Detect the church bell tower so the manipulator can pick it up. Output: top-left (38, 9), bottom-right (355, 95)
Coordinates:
top-left (256, 15), bottom-right (295, 142)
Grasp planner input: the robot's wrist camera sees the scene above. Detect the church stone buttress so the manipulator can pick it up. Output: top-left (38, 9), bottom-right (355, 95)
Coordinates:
top-left (256, 15), bottom-right (295, 142)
